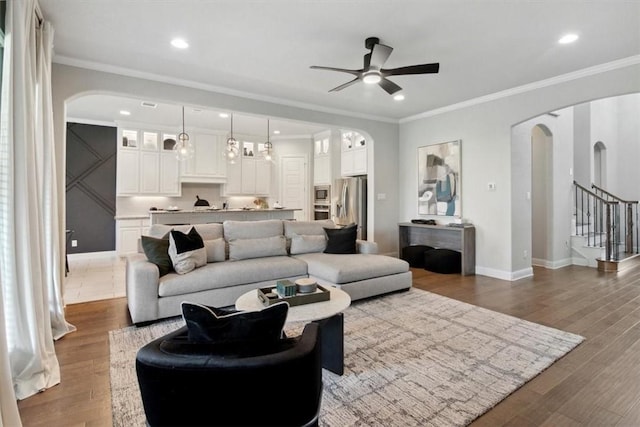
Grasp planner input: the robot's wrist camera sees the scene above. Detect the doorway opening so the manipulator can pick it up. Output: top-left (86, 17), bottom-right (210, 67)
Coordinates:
top-left (593, 141), bottom-right (607, 188)
top-left (531, 124), bottom-right (553, 266)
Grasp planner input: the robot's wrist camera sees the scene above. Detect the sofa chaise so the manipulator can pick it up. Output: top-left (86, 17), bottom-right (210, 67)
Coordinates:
top-left (126, 219), bottom-right (412, 324)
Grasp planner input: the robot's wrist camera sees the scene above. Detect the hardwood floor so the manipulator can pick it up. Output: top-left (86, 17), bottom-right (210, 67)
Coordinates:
top-left (17, 262), bottom-right (640, 426)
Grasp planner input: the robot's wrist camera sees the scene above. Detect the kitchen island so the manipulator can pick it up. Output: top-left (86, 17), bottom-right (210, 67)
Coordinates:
top-left (149, 208), bottom-right (300, 225)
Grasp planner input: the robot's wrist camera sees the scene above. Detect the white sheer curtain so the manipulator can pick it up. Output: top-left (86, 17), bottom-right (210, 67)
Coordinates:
top-left (0, 0), bottom-right (75, 417)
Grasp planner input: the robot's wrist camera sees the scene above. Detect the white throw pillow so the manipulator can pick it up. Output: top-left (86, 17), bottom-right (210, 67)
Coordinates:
top-left (168, 228), bottom-right (207, 274)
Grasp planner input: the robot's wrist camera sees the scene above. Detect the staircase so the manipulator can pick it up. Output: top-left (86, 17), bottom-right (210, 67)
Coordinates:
top-left (572, 181), bottom-right (640, 272)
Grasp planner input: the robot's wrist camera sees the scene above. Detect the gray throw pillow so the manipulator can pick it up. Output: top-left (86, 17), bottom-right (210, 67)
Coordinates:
top-left (228, 235), bottom-right (287, 260)
top-left (204, 238), bottom-right (226, 262)
top-left (290, 234), bottom-right (327, 255)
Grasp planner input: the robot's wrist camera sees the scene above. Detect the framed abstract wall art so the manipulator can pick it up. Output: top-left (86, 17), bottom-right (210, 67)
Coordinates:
top-left (417, 140), bottom-right (461, 217)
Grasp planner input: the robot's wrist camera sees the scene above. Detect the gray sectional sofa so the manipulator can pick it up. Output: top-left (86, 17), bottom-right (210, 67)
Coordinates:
top-left (126, 219), bottom-right (411, 324)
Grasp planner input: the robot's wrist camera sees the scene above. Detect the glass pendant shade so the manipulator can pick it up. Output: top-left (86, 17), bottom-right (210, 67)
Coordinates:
top-left (226, 115), bottom-right (239, 162)
top-left (174, 107), bottom-right (194, 160)
top-left (262, 119), bottom-right (274, 161)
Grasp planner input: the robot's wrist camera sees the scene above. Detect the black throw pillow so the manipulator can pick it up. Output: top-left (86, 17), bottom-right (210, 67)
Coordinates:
top-left (324, 224), bottom-right (357, 254)
top-left (181, 301), bottom-right (289, 345)
top-left (141, 232), bottom-right (173, 277)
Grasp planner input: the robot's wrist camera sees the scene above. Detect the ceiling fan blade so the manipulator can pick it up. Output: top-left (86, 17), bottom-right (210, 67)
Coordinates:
top-left (369, 43), bottom-right (393, 69)
top-left (378, 78), bottom-right (402, 95)
top-left (382, 63), bottom-right (440, 76)
top-left (329, 77), bottom-right (361, 92)
top-left (310, 65), bottom-right (362, 77)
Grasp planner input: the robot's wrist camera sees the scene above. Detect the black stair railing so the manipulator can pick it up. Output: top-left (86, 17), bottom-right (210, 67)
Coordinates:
top-left (574, 181), bottom-right (620, 261)
top-left (591, 184), bottom-right (639, 255)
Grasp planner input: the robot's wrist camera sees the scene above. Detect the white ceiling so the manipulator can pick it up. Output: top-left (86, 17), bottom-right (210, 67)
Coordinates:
top-left (42, 0), bottom-right (640, 125)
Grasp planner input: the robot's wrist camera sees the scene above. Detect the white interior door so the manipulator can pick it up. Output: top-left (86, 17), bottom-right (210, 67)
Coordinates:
top-left (280, 155), bottom-right (308, 221)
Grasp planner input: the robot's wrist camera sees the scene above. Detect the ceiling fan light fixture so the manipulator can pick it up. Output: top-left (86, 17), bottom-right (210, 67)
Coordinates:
top-left (393, 93), bottom-right (405, 101)
top-left (363, 72), bottom-right (382, 84)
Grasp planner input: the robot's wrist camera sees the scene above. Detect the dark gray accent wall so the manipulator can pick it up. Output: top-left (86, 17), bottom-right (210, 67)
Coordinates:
top-left (66, 122), bottom-right (117, 253)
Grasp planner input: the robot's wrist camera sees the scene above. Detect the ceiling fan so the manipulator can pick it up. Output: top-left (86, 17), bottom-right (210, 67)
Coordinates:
top-left (310, 36), bottom-right (439, 95)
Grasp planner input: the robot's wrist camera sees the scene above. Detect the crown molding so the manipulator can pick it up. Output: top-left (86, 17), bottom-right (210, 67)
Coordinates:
top-left (400, 55), bottom-right (640, 123)
top-left (53, 55), bottom-right (398, 124)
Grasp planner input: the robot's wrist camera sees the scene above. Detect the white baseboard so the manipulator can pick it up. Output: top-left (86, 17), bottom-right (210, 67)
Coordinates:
top-left (531, 257), bottom-right (573, 269)
top-left (571, 257), bottom-right (589, 267)
top-left (475, 266), bottom-right (533, 281)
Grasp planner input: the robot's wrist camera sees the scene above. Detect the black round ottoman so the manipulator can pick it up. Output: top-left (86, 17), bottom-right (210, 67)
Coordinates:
top-left (424, 248), bottom-right (462, 274)
top-left (401, 245), bottom-right (434, 268)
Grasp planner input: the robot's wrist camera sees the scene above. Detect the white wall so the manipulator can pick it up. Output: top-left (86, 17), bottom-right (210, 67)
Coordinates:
top-left (399, 63), bottom-right (640, 279)
top-left (591, 97), bottom-right (619, 191)
top-left (573, 103), bottom-right (591, 187)
top-left (511, 108), bottom-right (574, 274)
top-left (613, 94), bottom-right (640, 200)
top-left (51, 64), bottom-right (401, 255)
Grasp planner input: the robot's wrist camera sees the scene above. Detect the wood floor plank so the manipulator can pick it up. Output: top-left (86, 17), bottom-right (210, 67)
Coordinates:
top-left (16, 264), bottom-right (640, 426)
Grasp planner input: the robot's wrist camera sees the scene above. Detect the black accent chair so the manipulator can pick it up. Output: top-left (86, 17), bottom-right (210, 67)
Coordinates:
top-left (136, 322), bottom-right (323, 427)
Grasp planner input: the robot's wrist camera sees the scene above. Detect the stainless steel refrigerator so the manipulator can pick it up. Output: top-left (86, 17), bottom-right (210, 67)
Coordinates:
top-left (334, 176), bottom-right (367, 240)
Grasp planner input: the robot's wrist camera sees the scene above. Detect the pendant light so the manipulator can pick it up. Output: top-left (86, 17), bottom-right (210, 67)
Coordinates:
top-left (225, 113), bottom-right (239, 163)
top-left (262, 119), bottom-right (273, 161)
top-left (173, 106), bottom-right (194, 160)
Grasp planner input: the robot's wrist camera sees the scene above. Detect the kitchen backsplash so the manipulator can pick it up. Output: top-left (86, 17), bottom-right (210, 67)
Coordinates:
top-left (116, 183), bottom-right (274, 215)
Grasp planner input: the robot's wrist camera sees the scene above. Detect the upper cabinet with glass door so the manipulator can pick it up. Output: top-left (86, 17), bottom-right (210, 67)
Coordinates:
top-left (341, 130), bottom-right (367, 176)
top-left (313, 130), bottom-right (332, 185)
top-left (116, 124), bottom-right (181, 197)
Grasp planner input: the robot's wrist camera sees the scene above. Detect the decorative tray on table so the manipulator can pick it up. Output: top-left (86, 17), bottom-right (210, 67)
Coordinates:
top-left (257, 282), bottom-right (330, 307)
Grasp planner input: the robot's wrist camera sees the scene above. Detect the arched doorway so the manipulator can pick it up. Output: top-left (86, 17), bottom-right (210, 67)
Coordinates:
top-left (593, 141), bottom-right (607, 187)
top-left (531, 124), bottom-right (553, 266)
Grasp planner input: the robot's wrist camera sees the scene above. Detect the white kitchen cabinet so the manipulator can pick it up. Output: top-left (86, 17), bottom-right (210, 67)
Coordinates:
top-left (116, 149), bottom-right (140, 195)
top-left (341, 131), bottom-right (367, 176)
top-left (116, 125), bottom-right (181, 197)
top-left (314, 155), bottom-right (330, 185)
top-left (160, 152), bottom-right (180, 194)
top-left (254, 158), bottom-right (272, 195)
top-left (225, 159), bottom-right (243, 194)
top-left (139, 151), bottom-right (160, 193)
top-left (223, 155), bottom-right (271, 196)
top-left (116, 218), bottom-right (150, 256)
top-left (313, 130), bottom-right (332, 185)
top-left (180, 133), bottom-right (227, 183)
top-left (241, 158), bottom-right (258, 193)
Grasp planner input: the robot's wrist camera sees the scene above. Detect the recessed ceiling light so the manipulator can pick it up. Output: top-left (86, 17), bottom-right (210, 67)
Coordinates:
top-left (171, 38), bottom-right (189, 49)
top-left (273, 130), bottom-right (281, 134)
top-left (219, 113), bottom-right (229, 118)
top-left (394, 94), bottom-right (405, 101)
top-left (119, 110), bottom-right (131, 116)
top-left (558, 33), bottom-right (579, 44)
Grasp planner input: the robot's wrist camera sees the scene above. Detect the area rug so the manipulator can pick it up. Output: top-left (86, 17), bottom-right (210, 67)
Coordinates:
top-left (109, 288), bottom-right (584, 426)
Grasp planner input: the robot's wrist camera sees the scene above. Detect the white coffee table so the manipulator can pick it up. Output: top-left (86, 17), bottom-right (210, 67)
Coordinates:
top-left (236, 285), bottom-right (351, 375)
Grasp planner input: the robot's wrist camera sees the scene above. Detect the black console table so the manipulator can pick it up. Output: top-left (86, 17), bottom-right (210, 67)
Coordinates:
top-left (398, 223), bottom-right (476, 275)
